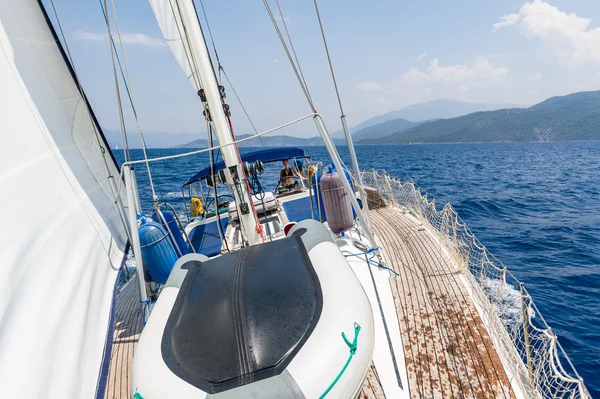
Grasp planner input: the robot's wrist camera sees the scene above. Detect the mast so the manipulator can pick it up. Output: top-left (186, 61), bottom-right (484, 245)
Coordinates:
top-left (150, 0), bottom-right (261, 245)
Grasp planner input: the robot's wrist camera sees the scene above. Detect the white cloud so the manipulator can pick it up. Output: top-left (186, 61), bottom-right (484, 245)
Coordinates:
top-left (400, 58), bottom-right (508, 84)
top-left (74, 30), bottom-right (105, 42)
top-left (120, 33), bottom-right (165, 47)
top-left (493, 0), bottom-right (600, 63)
top-left (492, 13), bottom-right (521, 32)
top-left (74, 30), bottom-right (165, 47)
top-left (353, 57), bottom-right (510, 110)
top-left (355, 81), bottom-right (383, 92)
top-left (416, 52), bottom-right (426, 62)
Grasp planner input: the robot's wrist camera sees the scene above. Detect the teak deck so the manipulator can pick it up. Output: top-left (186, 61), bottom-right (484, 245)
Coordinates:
top-left (361, 207), bottom-right (515, 399)
top-left (104, 206), bottom-right (516, 399)
top-left (104, 277), bottom-right (143, 399)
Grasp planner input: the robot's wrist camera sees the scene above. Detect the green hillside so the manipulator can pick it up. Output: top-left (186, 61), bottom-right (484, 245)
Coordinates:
top-left (351, 118), bottom-right (421, 141)
top-left (364, 91), bottom-right (600, 144)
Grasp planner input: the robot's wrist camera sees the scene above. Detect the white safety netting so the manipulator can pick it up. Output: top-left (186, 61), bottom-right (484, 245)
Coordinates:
top-left (360, 170), bottom-right (590, 399)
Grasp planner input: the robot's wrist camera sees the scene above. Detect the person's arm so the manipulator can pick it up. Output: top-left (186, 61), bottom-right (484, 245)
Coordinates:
top-left (292, 168), bottom-right (303, 179)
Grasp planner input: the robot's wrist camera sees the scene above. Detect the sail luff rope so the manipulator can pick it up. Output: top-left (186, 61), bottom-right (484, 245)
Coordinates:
top-left (262, 0), bottom-right (316, 113)
top-left (109, 0), bottom-right (158, 202)
top-left (98, 0), bottom-right (129, 163)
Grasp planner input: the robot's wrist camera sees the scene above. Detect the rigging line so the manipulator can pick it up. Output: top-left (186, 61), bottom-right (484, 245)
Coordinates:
top-left (220, 67), bottom-right (266, 147)
top-left (188, 1), bottom-right (247, 168)
top-left (190, 0), bottom-right (220, 82)
top-left (99, 0), bottom-right (129, 163)
top-left (169, 0), bottom-right (203, 92)
top-left (173, 0), bottom-right (250, 226)
top-left (312, 0), bottom-right (345, 115)
top-left (112, 112), bottom-right (317, 202)
top-left (274, 0), bottom-right (315, 108)
top-left (192, 4), bottom-right (261, 231)
top-left (47, 0), bottom-right (114, 178)
top-left (98, 0), bottom-right (139, 120)
top-left (190, 2), bottom-right (246, 181)
top-left (196, 0), bottom-right (221, 68)
top-left (169, 1), bottom-right (260, 237)
top-left (311, 0), bottom-right (361, 187)
top-left (195, 0), bottom-right (263, 148)
top-left (168, 0), bottom-right (218, 151)
top-left (109, 0), bottom-right (157, 202)
top-left (207, 122), bottom-right (230, 252)
top-left (363, 251), bottom-right (404, 389)
top-left (263, 0), bottom-right (316, 113)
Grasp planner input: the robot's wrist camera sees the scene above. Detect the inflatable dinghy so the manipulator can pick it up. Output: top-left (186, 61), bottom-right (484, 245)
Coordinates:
top-left (131, 219), bottom-right (375, 398)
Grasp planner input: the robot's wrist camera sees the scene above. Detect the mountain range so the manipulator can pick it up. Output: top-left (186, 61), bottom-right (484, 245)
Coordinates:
top-left (330, 99), bottom-right (520, 139)
top-left (363, 91), bottom-right (600, 144)
top-left (174, 134), bottom-right (346, 149)
top-left (105, 131), bottom-right (199, 149)
top-left (106, 93), bottom-right (599, 148)
top-left (171, 99), bottom-right (517, 149)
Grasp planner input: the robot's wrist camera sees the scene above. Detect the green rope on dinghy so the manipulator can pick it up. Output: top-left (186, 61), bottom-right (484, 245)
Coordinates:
top-left (133, 392), bottom-right (144, 399)
top-left (318, 323), bottom-right (361, 398)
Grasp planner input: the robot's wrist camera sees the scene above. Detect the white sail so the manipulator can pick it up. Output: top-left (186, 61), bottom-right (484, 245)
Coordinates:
top-left (0, 1), bottom-right (128, 398)
top-left (148, 0), bottom-right (200, 91)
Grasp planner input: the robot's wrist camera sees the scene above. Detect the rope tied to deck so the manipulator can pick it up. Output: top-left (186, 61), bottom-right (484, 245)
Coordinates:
top-left (344, 247), bottom-right (399, 276)
top-left (318, 323), bottom-right (361, 398)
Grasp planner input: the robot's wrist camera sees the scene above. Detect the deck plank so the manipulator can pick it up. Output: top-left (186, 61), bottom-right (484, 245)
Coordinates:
top-left (364, 206), bottom-right (516, 399)
top-left (104, 276), bottom-right (143, 399)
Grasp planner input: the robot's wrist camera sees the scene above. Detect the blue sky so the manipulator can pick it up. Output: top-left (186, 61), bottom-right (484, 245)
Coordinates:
top-left (44, 0), bottom-right (600, 138)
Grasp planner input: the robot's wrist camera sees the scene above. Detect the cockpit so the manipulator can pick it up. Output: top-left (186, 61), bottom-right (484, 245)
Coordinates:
top-left (181, 148), bottom-right (316, 255)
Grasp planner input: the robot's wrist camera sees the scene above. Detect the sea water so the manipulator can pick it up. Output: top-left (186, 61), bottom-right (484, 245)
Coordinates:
top-left (114, 141), bottom-right (600, 396)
